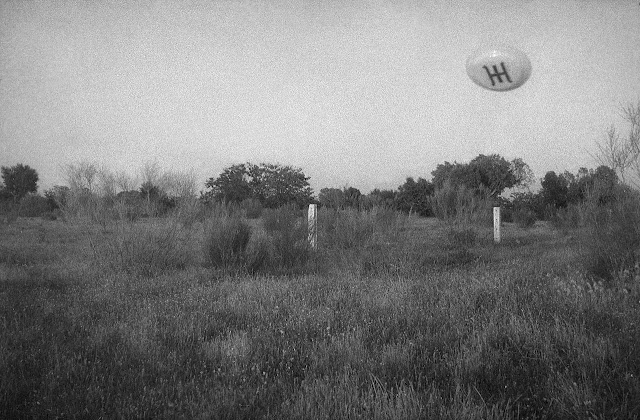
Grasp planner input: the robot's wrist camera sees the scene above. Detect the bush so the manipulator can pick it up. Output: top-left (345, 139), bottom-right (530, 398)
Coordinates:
top-left (430, 183), bottom-right (493, 227)
top-left (0, 200), bottom-right (19, 224)
top-left (581, 185), bottom-right (640, 281)
top-left (203, 215), bottom-right (252, 269)
top-left (513, 207), bottom-right (537, 229)
top-left (245, 231), bottom-right (272, 273)
top-left (262, 206), bottom-right (309, 271)
top-left (550, 205), bottom-right (581, 233)
top-left (92, 220), bottom-right (194, 276)
top-left (241, 198), bottom-right (263, 219)
top-left (18, 194), bottom-right (50, 217)
top-left (448, 226), bottom-right (478, 248)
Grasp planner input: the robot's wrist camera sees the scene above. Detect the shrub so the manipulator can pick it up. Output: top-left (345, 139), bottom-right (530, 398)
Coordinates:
top-left (318, 208), bottom-right (377, 250)
top-left (581, 185), bottom-right (640, 281)
top-left (262, 206), bottom-right (309, 271)
top-left (241, 198), bottom-right (263, 219)
top-left (203, 215), bottom-right (252, 268)
top-left (430, 183), bottom-right (493, 227)
top-left (447, 226), bottom-right (478, 248)
top-left (245, 230), bottom-right (272, 273)
top-left (92, 220), bottom-right (194, 276)
top-left (513, 207), bottom-right (537, 229)
top-left (0, 200), bottom-right (19, 224)
top-left (550, 205), bottom-right (581, 233)
top-left (18, 194), bottom-right (50, 217)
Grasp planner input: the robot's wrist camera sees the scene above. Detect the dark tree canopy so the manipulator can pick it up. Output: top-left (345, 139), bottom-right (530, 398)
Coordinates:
top-left (540, 171), bottom-right (569, 209)
top-left (431, 154), bottom-right (530, 198)
top-left (1, 164), bottom-right (39, 201)
top-left (204, 163), bottom-right (313, 208)
top-left (396, 177), bottom-right (434, 216)
top-left (318, 188), bottom-right (345, 209)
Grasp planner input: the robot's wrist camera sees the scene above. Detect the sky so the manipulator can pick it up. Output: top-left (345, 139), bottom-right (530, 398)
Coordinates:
top-left (1, 0), bottom-right (639, 195)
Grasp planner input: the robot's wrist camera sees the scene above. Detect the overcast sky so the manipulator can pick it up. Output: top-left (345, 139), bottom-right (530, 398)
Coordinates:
top-left (1, 0), bottom-right (639, 194)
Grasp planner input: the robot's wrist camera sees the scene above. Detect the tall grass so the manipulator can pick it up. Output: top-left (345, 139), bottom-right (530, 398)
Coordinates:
top-left (3, 205), bottom-right (640, 418)
top-left (203, 214), bottom-right (252, 269)
top-left (580, 184), bottom-right (640, 281)
top-left (90, 218), bottom-right (196, 277)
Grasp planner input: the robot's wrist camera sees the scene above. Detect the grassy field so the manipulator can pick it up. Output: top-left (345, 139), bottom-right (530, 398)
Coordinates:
top-left (1, 212), bottom-right (639, 419)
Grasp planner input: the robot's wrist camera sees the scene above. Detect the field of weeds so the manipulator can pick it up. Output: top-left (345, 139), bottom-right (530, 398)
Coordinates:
top-left (1, 210), bottom-right (639, 419)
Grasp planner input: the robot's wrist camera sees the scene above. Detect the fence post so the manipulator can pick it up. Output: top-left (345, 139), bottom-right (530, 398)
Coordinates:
top-left (308, 204), bottom-right (317, 250)
top-left (493, 206), bottom-right (501, 244)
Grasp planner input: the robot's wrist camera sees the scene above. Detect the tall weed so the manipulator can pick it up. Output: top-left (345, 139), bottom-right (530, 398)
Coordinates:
top-left (581, 184), bottom-right (640, 281)
top-left (91, 219), bottom-right (194, 276)
top-left (203, 214), bottom-right (252, 269)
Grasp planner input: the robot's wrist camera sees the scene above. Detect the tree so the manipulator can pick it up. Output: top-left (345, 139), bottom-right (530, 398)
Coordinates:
top-left (203, 163), bottom-right (252, 204)
top-left (595, 99), bottom-right (640, 186)
top-left (540, 171), bottom-right (569, 210)
top-left (63, 161), bottom-right (99, 193)
top-left (368, 189), bottom-right (396, 208)
top-left (1, 164), bottom-right (39, 202)
top-left (396, 177), bottom-right (434, 216)
top-left (203, 163), bottom-right (314, 208)
top-left (343, 187), bottom-right (361, 208)
top-left (468, 154), bottom-right (518, 197)
top-left (431, 154), bottom-right (529, 198)
top-left (247, 163), bottom-right (313, 208)
top-left (319, 188), bottom-right (345, 209)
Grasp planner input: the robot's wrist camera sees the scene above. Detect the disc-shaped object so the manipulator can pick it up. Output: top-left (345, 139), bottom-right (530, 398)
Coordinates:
top-left (466, 46), bottom-right (532, 91)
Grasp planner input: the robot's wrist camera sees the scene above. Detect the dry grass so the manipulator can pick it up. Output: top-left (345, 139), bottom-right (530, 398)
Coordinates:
top-left (1, 214), bottom-right (639, 419)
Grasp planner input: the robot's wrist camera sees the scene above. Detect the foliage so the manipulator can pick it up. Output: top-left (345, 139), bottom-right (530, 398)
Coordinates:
top-left (429, 182), bottom-right (493, 226)
top-left (318, 187), bottom-right (345, 209)
top-left (1, 163), bottom-right (39, 202)
top-left (367, 189), bottom-right (396, 209)
top-left (395, 177), bottom-right (433, 216)
top-left (18, 194), bottom-right (51, 218)
top-left (539, 166), bottom-right (619, 219)
top-left (431, 154), bottom-right (529, 198)
top-left (240, 198), bottom-right (263, 219)
top-left (512, 207), bottom-right (537, 229)
top-left (93, 220), bottom-right (194, 276)
top-left (203, 163), bottom-right (314, 209)
top-left (203, 214), bottom-right (252, 269)
top-left (43, 186), bottom-right (70, 211)
top-left (540, 171), bottom-right (569, 211)
top-left (580, 183), bottom-right (640, 280)
top-left (260, 206), bottom-right (310, 272)
top-left (595, 99), bottom-right (640, 186)
top-left (3, 210), bottom-right (640, 419)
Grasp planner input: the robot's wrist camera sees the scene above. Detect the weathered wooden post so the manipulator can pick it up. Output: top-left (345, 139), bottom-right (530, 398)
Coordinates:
top-left (308, 204), bottom-right (317, 250)
top-left (493, 206), bottom-right (501, 243)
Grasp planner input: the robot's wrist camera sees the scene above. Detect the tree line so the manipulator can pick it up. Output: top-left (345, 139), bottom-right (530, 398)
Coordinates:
top-left (0, 156), bottom-right (625, 223)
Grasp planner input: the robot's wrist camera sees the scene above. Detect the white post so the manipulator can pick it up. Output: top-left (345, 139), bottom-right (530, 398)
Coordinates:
top-left (493, 206), bottom-right (501, 243)
top-left (308, 204), bottom-right (317, 250)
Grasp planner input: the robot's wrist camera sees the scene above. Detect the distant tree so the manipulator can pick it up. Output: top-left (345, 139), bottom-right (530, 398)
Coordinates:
top-left (369, 188), bottom-right (397, 208)
top-left (0, 185), bottom-right (12, 201)
top-left (396, 177), bottom-right (434, 216)
top-left (509, 157), bottom-right (536, 191)
top-left (343, 187), bottom-right (361, 208)
top-left (203, 163), bottom-right (313, 208)
top-left (431, 161), bottom-right (475, 190)
top-left (63, 161), bottom-right (99, 193)
top-left (203, 163), bottom-right (252, 204)
top-left (319, 188), bottom-right (345, 209)
top-left (1, 164), bottom-right (39, 202)
top-left (540, 171), bottom-right (569, 210)
top-left (595, 100), bottom-right (640, 186)
top-left (43, 185), bottom-right (70, 210)
top-left (431, 154), bottom-right (530, 198)
top-left (247, 163), bottom-right (313, 208)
